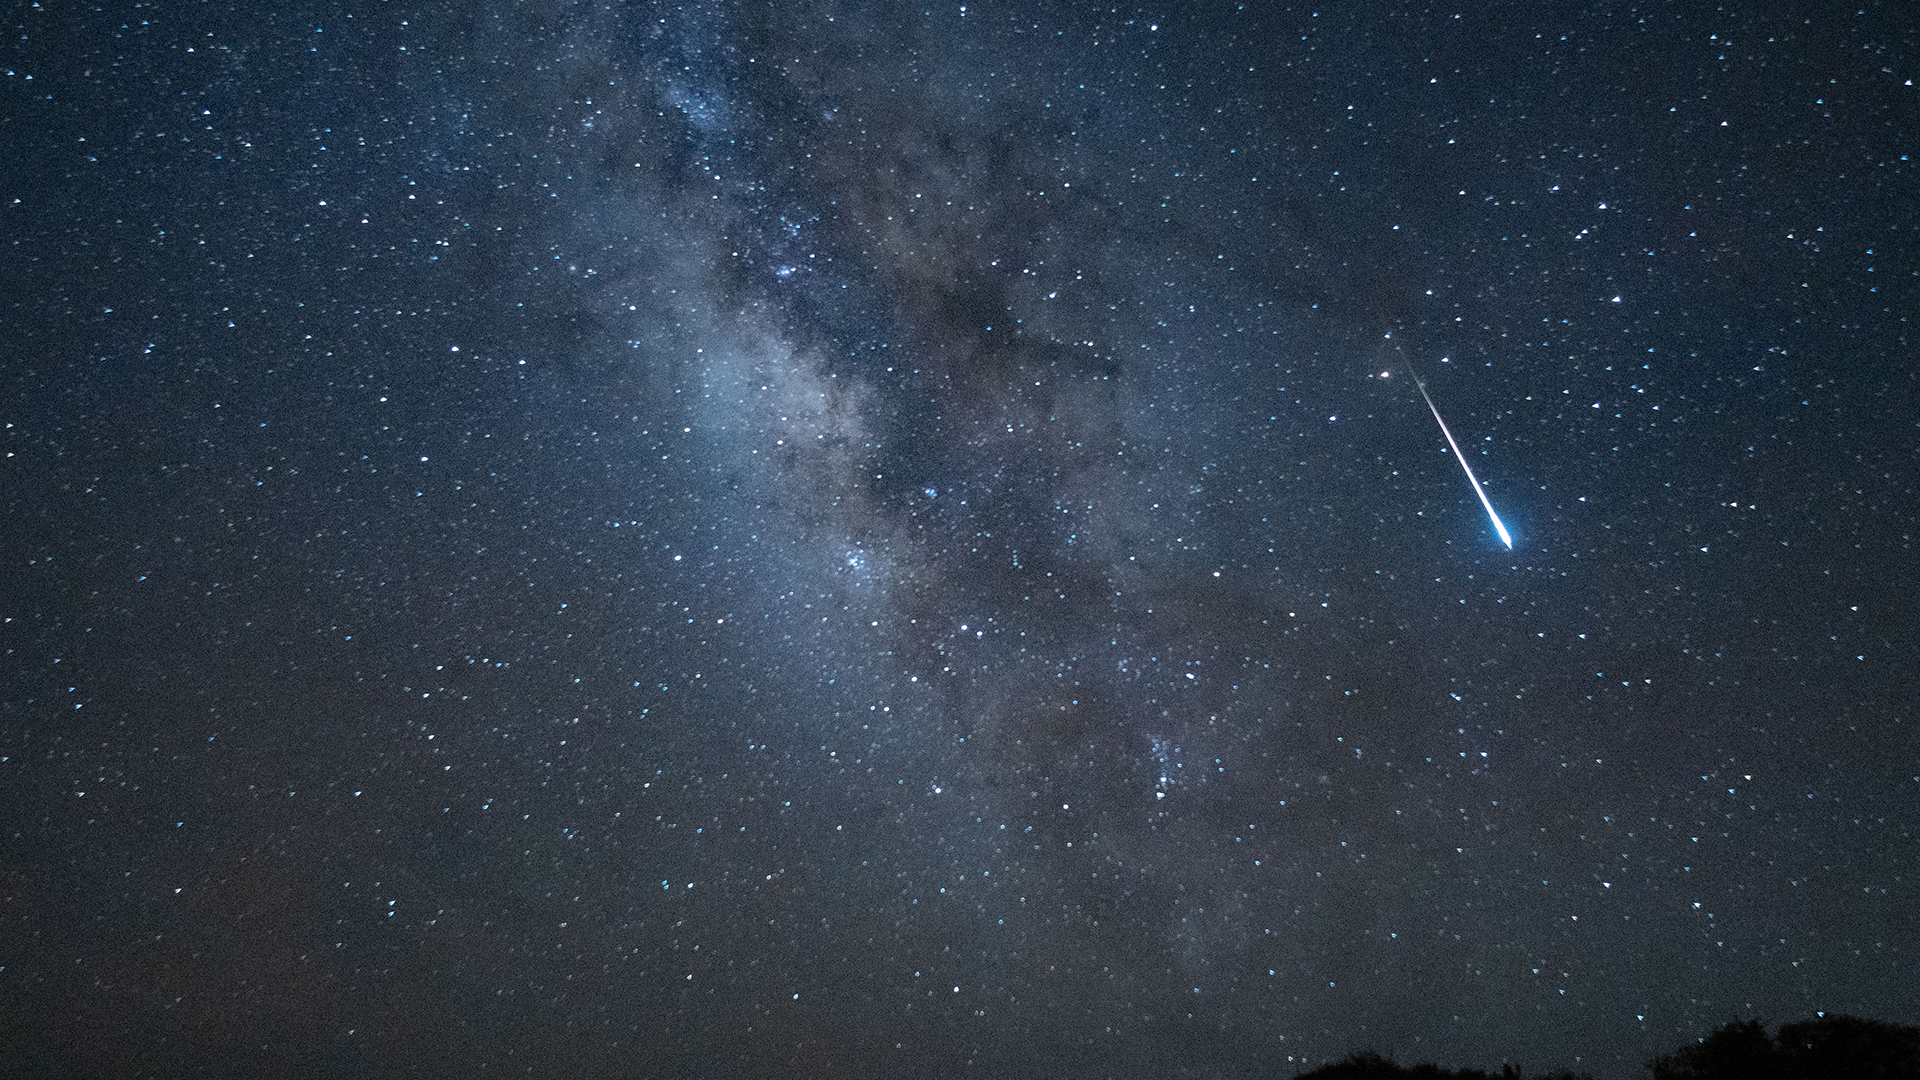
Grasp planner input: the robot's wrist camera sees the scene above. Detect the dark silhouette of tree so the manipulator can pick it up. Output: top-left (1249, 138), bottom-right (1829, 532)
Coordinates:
top-left (1290, 1014), bottom-right (1919, 1080)
top-left (1776, 1014), bottom-right (1920, 1080)
top-left (1648, 1018), bottom-right (1779, 1080)
top-left (1296, 1050), bottom-right (1590, 1080)
top-left (1647, 1014), bottom-right (1920, 1080)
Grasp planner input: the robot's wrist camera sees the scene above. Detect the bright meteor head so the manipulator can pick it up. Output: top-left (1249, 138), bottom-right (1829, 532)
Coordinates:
top-left (1489, 511), bottom-right (1514, 550)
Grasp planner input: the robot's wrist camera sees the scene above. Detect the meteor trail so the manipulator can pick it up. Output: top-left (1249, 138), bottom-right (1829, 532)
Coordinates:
top-left (1403, 357), bottom-right (1513, 550)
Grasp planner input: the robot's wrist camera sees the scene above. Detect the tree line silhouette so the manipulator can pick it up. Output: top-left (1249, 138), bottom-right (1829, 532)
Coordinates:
top-left (1294, 1013), bottom-right (1920, 1080)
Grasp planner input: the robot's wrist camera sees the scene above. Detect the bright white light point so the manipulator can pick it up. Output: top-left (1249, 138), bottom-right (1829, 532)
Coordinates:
top-left (1611, 295), bottom-right (1623, 303)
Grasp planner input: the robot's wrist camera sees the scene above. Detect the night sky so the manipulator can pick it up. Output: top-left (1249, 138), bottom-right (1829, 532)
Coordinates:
top-left (4, 3), bottom-right (1916, 1078)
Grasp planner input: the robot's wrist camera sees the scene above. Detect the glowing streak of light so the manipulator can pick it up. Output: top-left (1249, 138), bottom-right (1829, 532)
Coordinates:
top-left (1405, 360), bottom-right (1513, 550)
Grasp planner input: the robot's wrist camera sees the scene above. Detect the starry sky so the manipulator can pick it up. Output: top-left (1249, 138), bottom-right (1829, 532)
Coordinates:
top-left (3, 2), bottom-right (1916, 1078)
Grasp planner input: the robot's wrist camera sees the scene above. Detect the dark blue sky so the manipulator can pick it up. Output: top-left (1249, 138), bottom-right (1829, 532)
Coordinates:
top-left (3, 2), bottom-right (1915, 1077)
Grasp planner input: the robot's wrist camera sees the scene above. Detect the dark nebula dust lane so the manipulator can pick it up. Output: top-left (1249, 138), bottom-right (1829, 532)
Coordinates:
top-left (3, 3), bottom-right (1916, 1078)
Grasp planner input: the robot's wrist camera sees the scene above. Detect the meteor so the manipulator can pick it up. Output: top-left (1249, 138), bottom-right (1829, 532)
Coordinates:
top-left (1402, 357), bottom-right (1513, 550)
